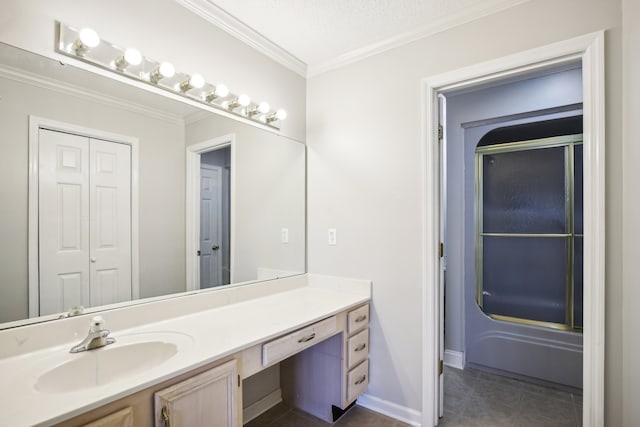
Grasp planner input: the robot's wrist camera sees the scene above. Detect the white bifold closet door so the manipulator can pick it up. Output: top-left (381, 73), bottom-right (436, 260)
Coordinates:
top-left (38, 128), bottom-right (132, 316)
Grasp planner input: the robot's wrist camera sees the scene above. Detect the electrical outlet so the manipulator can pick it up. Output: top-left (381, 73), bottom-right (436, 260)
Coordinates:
top-left (328, 228), bottom-right (337, 245)
top-left (281, 228), bottom-right (289, 243)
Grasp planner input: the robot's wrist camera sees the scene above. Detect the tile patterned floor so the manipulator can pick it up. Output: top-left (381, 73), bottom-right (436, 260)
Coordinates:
top-left (246, 366), bottom-right (582, 426)
top-left (441, 366), bottom-right (583, 427)
top-left (246, 403), bottom-right (410, 427)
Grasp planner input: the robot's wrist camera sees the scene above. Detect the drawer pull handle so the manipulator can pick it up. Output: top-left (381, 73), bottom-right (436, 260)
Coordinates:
top-left (298, 332), bottom-right (316, 343)
top-left (161, 406), bottom-right (170, 427)
top-left (354, 343), bottom-right (367, 352)
top-left (354, 375), bottom-right (367, 385)
top-left (355, 315), bottom-right (367, 323)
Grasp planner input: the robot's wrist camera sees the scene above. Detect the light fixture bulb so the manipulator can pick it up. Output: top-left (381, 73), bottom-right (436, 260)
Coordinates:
top-left (190, 74), bottom-right (205, 89)
top-left (150, 62), bottom-right (175, 83)
top-left (258, 102), bottom-right (270, 114)
top-left (180, 73), bottom-right (205, 92)
top-left (238, 94), bottom-right (251, 107)
top-left (159, 62), bottom-right (175, 78)
top-left (205, 84), bottom-right (230, 103)
top-left (79, 28), bottom-right (100, 48)
top-left (267, 109), bottom-right (288, 124)
top-left (214, 84), bottom-right (229, 98)
top-left (124, 48), bottom-right (142, 66)
top-left (115, 48), bottom-right (142, 71)
top-left (73, 28), bottom-right (100, 56)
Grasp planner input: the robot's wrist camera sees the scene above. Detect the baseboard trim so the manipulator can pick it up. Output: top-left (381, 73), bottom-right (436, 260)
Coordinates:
top-left (444, 350), bottom-right (465, 370)
top-left (357, 393), bottom-right (422, 426)
top-left (242, 388), bottom-right (282, 424)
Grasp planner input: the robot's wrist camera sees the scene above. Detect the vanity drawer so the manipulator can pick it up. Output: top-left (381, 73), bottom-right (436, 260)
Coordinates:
top-left (262, 316), bottom-right (337, 366)
top-left (347, 328), bottom-right (369, 369)
top-left (347, 304), bottom-right (369, 334)
top-left (346, 359), bottom-right (369, 403)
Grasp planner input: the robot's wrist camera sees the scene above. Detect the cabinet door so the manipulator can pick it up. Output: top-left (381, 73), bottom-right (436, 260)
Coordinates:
top-left (154, 359), bottom-right (238, 427)
top-left (83, 407), bottom-right (133, 427)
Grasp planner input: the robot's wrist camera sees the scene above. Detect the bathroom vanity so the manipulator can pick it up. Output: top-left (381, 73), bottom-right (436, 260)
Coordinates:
top-left (0, 274), bottom-right (371, 426)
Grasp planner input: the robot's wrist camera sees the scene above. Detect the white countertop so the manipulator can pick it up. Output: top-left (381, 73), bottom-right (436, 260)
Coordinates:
top-left (0, 278), bottom-right (370, 426)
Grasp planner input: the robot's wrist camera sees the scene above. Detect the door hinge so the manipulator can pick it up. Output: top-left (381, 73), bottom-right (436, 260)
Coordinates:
top-left (197, 250), bottom-right (201, 257)
top-left (238, 374), bottom-right (241, 388)
top-left (437, 124), bottom-right (443, 140)
top-left (439, 359), bottom-right (444, 375)
top-left (439, 242), bottom-right (444, 258)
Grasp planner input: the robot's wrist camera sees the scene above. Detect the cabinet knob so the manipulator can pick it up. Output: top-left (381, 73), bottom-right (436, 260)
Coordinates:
top-left (90, 257), bottom-right (97, 263)
top-left (354, 375), bottom-right (367, 385)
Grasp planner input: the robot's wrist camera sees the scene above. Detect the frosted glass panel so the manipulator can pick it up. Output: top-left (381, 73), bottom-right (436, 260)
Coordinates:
top-left (574, 237), bottom-right (583, 328)
top-left (574, 145), bottom-right (583, 235)
top-left (482, 236), bottom-right (567, 324)
top-left (483, 147), bottom-right (566, 233)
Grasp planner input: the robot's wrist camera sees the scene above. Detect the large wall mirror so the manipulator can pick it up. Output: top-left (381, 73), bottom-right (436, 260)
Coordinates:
top-left (0, 42), bottom-right (306, 328)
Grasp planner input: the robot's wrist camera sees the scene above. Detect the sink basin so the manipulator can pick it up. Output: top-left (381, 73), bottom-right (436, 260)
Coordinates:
top-left (34, 332), bottom-right (193, 393)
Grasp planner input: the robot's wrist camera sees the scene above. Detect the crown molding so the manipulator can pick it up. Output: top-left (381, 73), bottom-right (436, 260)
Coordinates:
top-left (0, 65), bottom-right (184, 125)
top-left (176, 0), bottom-right (307, 77)
top-left (307, 0), bottom-right (532, 77)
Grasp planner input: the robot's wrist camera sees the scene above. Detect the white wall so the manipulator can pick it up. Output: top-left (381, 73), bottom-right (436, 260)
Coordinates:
top-left (0, 0), bottom-right (306, 142)
top-left (0, 76), bottom-right (185, 323)
top-left (622, 0), bottom-right (640, 425)
top-left (307, 0), bottom-right (622, 423)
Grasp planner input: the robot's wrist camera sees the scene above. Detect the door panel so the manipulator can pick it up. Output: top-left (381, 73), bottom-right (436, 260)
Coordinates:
top-left (90, 139), bottom-right (132, 307)
top-left (200, 166), bottom-right (222, 288)
top-left (39, 129), bottom-right (90, 315)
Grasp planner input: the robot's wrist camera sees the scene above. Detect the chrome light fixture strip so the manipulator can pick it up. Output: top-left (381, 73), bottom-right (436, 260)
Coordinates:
top-left (55, 22), bottom-right (287, 130)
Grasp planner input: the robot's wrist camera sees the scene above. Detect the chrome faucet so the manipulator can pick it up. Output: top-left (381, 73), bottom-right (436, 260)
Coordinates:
top-left (69, 316), bottom-right (116, 353)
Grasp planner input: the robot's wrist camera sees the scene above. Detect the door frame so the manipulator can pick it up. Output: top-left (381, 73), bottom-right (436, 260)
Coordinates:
top-left (421, 31), bottom-right (605, 426)
top-left (28, 115), bottom-right (140, 317)
top-left (185, 134), bottom-right (235, 291)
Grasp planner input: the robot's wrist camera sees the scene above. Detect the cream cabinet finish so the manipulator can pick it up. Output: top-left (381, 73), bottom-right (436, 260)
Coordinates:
top-left (82, 407), bottom-right (133, 427)
top-left (154, 359), bottom-right (239, 427)
top-left (53, 358), bottom-right (240, 427)
top-left (262, 315), bottom-right (337, 366)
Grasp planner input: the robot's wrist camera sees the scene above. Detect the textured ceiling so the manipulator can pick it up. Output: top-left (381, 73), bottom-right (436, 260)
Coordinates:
top-left (204, 0), bottom-right (529, 73)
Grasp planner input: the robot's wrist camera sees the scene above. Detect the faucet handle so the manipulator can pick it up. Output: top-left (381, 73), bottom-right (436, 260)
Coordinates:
top-left (90, 316), bottom-right (107, 332)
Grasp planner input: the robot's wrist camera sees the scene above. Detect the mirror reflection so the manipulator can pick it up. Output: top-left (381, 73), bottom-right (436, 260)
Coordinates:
top-left (0, 42), bottom-right (305, 328)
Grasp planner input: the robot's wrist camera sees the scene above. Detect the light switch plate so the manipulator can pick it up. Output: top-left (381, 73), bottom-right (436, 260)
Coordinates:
top-left (328, 228), bottom-right (337, 245)
top-left (281, 228), bottom-right (289, 243)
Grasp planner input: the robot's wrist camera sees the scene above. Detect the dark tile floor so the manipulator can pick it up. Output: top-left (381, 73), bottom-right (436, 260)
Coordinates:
top-left (246, 366), bottom-right (582, 426)
top-left (441, 366), bottom-right (583, 427)
top-left (245, 403), bottom-right (410, 427)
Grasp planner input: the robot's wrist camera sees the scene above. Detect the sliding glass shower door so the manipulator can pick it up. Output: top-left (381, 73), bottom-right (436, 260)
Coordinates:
top-left (475, 134), bottom-right (583, 331)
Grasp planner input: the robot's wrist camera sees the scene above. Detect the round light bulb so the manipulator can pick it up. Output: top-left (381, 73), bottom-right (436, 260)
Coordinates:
top-left (238, 94), bottom-right (251, 107)
top-left (159, 62), bottom-right (175, 78)
top-left (124, 48), bottom-right (142, 66)
top-left (275, 109), bottom-right (287, 120)
top-left (79, 28), bottom-right (100, 48)
top-left (257, 102), bottom-right (270, 114)
top-left (214, 84), bottom-right (229, 98)
top-left (189, 74), bottom-right (205, 89)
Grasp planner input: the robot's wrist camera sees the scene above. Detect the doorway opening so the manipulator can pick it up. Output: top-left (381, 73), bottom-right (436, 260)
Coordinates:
top-left (421, 32), bottom-right (605, 427)
top-left (186, 134), bottom-right (235, 291)
top-left (199, 146), bottom-right (231, 288)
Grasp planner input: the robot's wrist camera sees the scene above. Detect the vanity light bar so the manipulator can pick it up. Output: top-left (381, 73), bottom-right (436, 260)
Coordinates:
top-left (55, 22), bottom-right (287, 129)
